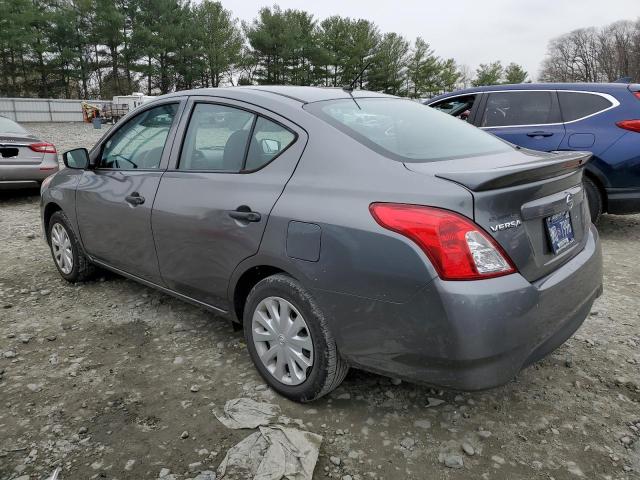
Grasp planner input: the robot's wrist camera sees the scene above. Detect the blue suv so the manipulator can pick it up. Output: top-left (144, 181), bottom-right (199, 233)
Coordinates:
top-left (426, 83), bottom-right (640, 222)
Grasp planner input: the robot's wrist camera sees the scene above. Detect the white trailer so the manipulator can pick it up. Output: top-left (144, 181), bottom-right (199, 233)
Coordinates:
top-left (111, 93), bottom-right (155, 112)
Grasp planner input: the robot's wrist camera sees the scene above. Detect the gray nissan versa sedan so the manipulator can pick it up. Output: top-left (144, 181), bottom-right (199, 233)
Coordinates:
top-left (40, 86), bottom-right (603, 402)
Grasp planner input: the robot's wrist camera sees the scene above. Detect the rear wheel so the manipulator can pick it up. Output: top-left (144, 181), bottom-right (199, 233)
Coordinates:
top-left (243, 274), bottom-right (348, 402)
top-left (48, 211), bottom-right (95, 282)
top-left (583, 176), bottom-right (603, 223)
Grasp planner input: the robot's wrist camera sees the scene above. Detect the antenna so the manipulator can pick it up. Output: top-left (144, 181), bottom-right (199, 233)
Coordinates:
top-left (343, 61), bottom-right (372, 92)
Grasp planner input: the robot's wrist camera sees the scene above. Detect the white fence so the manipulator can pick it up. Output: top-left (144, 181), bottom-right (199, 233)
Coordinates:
top-left (0, 97), bottom-right (106, 122)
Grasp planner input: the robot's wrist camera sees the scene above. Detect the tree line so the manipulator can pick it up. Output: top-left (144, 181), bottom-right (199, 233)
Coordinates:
top-left (540, 19), bottom-right (640, 83)
top-left (0, 0), bottom-right (529, 100)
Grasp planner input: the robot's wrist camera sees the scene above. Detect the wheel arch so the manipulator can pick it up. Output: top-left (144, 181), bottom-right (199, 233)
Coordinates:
top-left (229, 249), bottom-right (319, 323)
top-left (43, 202), bottom-right (63, 243)
top-left (583, 167), bottom-right (608, 212)
top-left (231, 264), bottom-right (289, 323)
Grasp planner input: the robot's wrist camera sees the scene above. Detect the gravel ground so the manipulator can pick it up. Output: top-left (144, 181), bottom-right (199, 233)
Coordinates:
top-left (1, 122), bottom-right (639, 480)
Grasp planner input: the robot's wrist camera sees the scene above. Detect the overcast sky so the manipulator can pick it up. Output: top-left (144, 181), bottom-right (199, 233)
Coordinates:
top-left (227, 0), bottom-right (638, 80)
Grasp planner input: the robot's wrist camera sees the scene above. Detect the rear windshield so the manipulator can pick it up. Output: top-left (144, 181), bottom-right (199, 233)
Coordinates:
top-left (0, 116), bottom-right (27, 134)
top-left (305, 98), bottom-right (511, 162)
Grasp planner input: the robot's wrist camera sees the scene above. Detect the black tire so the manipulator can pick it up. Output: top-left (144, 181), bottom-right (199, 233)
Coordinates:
top-left (47, 211), bottom-right (95, 282)
top-left (583, 176), bottom-right (603, 224)
top-left (243, 274), bottom-right (349, 402)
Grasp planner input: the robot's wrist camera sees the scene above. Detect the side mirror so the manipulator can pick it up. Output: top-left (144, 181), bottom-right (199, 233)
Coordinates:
top-left (260, 138), bottom-right (281, 155)
top-left (63, 148), bottom-right (90, 169)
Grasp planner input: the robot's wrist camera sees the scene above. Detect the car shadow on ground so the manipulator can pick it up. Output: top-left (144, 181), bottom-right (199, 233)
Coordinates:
top-left (0, 188), bottom-right (40, 204)
top-left (596, 213), bottom-right (640, 239)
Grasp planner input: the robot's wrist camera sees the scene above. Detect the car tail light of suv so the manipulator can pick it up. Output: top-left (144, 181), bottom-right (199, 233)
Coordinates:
top-left (29, 142), bottom-right (57, 154)
top-left (370, 203), bottom-right (516, 281)
top-left (616, 119), bottom-right (640, 133)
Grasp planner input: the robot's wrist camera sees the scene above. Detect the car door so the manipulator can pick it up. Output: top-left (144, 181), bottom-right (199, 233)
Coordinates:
top-left (151, 97), bottom-right (307, 309)
top-left (76, 100), bottom-right (183, 283)
top-left (478, 90), bottom-right (566, 151)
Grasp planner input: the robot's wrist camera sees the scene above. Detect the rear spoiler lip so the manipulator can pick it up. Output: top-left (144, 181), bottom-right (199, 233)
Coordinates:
top-left (0, 135), bottom-right (38, 146)
top-left (433, 151), bottom-right (592, 192)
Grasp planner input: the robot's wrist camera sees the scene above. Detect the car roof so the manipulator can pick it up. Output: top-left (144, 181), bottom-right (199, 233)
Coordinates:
top-left (428, 82), bottom-right (633, 103)
top-left (159, 85), bottom-right (396, 104)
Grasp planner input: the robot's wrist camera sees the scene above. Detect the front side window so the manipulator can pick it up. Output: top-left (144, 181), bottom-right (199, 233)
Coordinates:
top-left (481, 91), bottom-right (559, 127)
top-left (179, 103), bottom-right (295, 172)
top-left (305, 98), bottom-right (511, 163)
top-left (558, 92), bottom-right (613, 122)
top-left (100, 103), bottom-right (178, 170)
top-left (430, 95), bottom-right (477, 121)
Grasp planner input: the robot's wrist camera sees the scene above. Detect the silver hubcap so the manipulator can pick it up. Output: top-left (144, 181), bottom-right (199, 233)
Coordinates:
top-left (51, 223), bottom-right (73, 274)
top-left (251, 296), bottom-right (314, 386)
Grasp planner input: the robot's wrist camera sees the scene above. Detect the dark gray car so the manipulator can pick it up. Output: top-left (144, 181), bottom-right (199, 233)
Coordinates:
top-left (41, 86), bottom-right (603, 402)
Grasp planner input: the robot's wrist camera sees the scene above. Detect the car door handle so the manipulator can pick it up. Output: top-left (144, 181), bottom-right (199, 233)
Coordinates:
top-left (125, 192), bottom-right (145, 206)
top-left (527, 131), bottom-right (554, 137)
top-left (228, 209), bottom-right (261, 222)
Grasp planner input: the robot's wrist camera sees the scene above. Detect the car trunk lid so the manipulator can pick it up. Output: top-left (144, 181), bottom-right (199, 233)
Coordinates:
top-left (404, 149), bottom-right (592, 282)
top-left (0, 134), bottom-right (44, 165)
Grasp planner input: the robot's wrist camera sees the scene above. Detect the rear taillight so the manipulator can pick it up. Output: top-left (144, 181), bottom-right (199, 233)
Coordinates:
top-left (616, 120), bottom-right (640, 133)
top-left (29, 142), bottom-right (57, 154)
top-left (633, 92), bottom-right (640, 100)
top-left (369, 203), bottom-right (516, 281)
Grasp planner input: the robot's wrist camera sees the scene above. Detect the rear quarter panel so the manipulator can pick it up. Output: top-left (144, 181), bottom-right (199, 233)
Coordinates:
top-left (243, 112), bottom-right (475, 304)
top-left (558, 88), bottom-right (637, 189)
top-left (596, 132), bottom-right (640, 188)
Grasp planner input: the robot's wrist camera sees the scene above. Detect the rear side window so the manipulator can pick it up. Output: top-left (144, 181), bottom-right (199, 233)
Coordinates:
top-left (179, 104), bottom-right (255, 172)
top-left (430, 95), bottom-right (477, 122)
top-left (481, 91), bottom-right (560, 127)
top-left (245, 117), bottom-right (296, 171)
top-left (558, 92), bottom-right (613, 122)
top-left (179, 103), bottom-right (295, 172)
top-left (305, 98), bottom-right (511, 163)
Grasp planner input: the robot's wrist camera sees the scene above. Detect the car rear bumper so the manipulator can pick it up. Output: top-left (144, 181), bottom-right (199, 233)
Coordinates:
top-left (0, 161), bottom-right (59, 188)
top-left (315, 224), bottom-right (603, 390)
top-left (0, 180), bottom-right (43, 189)
top-left (606, 187), bottom-right (640, 215)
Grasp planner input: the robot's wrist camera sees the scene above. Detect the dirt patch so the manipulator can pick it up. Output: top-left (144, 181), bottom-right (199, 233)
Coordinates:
top-left (0, 123), bottom-right (639, 479)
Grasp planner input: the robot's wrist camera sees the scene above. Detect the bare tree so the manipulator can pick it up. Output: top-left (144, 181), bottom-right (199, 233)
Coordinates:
top-left (540, 19), bottom-right (640, 83)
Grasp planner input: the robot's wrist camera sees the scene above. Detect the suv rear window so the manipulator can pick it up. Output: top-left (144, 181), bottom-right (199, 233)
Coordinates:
top-left (305, 98), bottom-right (511, 163)
top-left (558, 92), bottom-right (613, 122)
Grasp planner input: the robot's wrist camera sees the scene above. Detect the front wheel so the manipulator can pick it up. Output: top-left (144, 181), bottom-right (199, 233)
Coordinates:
top-left (243, 274), bottom-right (348, 402)
top-left (48, 211), bottom-right (95, 282)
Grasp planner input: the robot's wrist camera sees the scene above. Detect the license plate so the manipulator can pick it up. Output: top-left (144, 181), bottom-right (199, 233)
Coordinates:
top-left (545, 211), bottom-right (575, 254)
top-left (0, 147), bottom-right (19, 158)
